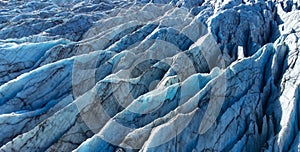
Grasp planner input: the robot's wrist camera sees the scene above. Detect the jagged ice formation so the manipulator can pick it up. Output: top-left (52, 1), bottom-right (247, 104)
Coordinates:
top-left (0, 0), bottom-right (300, 151)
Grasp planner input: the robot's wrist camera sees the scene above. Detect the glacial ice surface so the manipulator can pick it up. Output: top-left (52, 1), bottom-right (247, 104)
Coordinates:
top-left (0, 0), bottom-right (300, 152)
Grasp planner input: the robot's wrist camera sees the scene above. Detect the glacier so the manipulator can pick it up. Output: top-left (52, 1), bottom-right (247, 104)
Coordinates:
top-left (0, 0), bottom-right (300, 151)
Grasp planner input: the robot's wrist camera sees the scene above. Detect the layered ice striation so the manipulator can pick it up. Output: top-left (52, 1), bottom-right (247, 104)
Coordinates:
top-left (0, 0), bottom-right (300, 151)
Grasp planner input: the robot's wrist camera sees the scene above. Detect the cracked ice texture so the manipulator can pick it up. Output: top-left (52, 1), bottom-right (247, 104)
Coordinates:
top-left (0, 0), bottom-right (300, 152)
